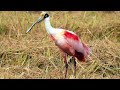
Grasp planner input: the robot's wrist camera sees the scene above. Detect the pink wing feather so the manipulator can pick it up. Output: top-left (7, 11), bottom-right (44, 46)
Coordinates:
top-left (63, 30), bottom-right (90, 61)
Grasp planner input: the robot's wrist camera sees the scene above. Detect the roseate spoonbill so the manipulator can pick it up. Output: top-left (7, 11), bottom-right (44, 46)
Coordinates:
top-left (26, 11), bottom-right (91, 78)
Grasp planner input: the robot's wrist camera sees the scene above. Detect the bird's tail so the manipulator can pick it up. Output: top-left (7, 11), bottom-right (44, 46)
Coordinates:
top-left (82, 43), bottom-right (92, 58)
top-left (75, 43), bottom-right (92, 62)
top-left (75, 50), bottom-right (85, 62)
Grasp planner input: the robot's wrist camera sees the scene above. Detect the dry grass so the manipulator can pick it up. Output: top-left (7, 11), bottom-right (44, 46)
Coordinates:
top-left (0, 11), bottom-right (120, 79)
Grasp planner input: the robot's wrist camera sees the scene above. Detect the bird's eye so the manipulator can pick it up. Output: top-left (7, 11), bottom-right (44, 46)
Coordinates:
top-left (44, 14), bottom-right (49, 18)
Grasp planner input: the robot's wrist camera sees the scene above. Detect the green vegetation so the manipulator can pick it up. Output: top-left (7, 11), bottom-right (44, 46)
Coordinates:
top-left (0, 11), bottom-right (119, 79)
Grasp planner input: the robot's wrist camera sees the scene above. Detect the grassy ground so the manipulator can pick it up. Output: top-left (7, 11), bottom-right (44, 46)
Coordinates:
top-left (0, 11), bottom-right (120, 79)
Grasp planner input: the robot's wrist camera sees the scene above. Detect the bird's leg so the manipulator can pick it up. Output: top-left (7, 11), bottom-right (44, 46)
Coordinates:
top-left (65, 63), bottom-right (68, 79)
top-left (59, 49), bottom-right (68, 78)
top-left (73, 57), bottom-right (76, 78)
top-left (63, 53), bottom-right (68, 79)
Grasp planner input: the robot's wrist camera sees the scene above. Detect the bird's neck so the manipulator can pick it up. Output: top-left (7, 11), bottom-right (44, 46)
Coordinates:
top-left (44, 17), bottom-right (54, 34)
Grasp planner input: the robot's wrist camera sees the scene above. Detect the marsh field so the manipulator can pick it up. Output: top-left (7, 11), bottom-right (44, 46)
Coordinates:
top-left (0, 11), bottom-right (120, 79)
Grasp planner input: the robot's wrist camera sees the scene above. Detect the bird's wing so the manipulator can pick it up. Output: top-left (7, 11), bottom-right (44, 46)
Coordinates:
top-left (63, 30), bottom-right (84, 54)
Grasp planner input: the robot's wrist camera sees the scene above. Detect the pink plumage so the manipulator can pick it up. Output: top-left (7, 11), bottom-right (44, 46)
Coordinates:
top-left (26, 12), bottom-right (91, 78)
top-left (50, 30), bottom-right (90, 62)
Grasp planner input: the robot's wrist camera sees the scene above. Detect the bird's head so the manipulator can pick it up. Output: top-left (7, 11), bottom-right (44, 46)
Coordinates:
top-left (26, 11), bottom-right (49, 33)
top-left (40, 11), bottom-right (49, 20)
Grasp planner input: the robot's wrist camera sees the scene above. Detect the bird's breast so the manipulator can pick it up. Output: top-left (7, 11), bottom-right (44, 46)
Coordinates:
top-left (55, 38), bottom-right (75, 56)
top-left (50, 30), bottom-right (64, 41)
top-left (50, 34), bottom-right (56, 41)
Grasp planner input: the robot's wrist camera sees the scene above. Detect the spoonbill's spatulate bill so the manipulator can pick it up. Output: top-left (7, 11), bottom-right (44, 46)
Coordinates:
top-left (26, 11), bottom-right (91, 78)
top-left (26, 17), bottom-right (44, 33)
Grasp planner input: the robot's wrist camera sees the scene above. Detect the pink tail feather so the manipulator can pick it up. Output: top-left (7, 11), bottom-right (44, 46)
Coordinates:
top-left (75, 50), bottom-right (85, 62)
top-left (75, 43), bottom-right (91, 62)
top-left (82, 43), bottom-right (92, 58)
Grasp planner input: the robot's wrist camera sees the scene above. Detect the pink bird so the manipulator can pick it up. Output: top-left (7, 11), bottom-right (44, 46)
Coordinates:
top-left (26, 12), bottom-right (91, 78)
